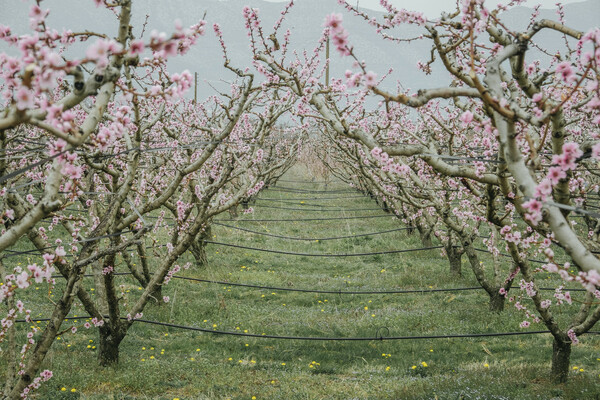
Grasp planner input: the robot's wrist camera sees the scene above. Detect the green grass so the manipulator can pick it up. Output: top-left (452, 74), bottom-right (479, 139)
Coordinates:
top-left (2, 164), bottom-right (600, 399)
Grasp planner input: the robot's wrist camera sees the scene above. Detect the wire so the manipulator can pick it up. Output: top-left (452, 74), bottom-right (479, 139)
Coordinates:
top-left (213, 222), bottom-right (414, 241)
top-left (215, 214), bottom-right (395, 222)
top-left (252, 204), bottom-right (384, 212)
top-left (258, 195), bottom-right (368, 201)
top-left (202, 240), bottom-right (444, 257)
top-left (268, 186), bottom-right (357, 194)
top-left (48, 271), bottom-right (590, 294)
top-left (15, 317), bottom-right (600, 341)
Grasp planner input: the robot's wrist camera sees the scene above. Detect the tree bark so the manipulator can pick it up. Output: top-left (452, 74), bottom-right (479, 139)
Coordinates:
top-left (551, 338), bottom-right (571, 383)
top-left (445, 237), bottom-right (463, 277)
top-left (488, 291), bottom-right (505, 312)
top-left (97, 328), bottom-right (124, 366)
top-left (190, 226), bottom-right (211, 267)
top-left (416, 224), bottom-right (433, 247)
top-left (447, 246), bottom-right (463, 277)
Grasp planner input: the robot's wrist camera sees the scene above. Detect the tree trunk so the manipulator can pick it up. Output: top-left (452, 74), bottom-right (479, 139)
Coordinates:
top-left (488, 291), bottom-right (505, 312)
top-left (241, 199), bottom-right (249, 211)
top-left (98, 329), bottom-right (124, 367)
top-left (190, 226), bottom-right (211, 267)
top-left (190, 240), bottom-right (208, 267)
top-left (148, 284), bottom-right (163, 304)
top-left (445, 236), bottom-right (463, 277)
top-left (551, 338), bottom-right (571, 383)
top-left (417, 225), bottom-right (433, 247)
top-left (92, 259), bottom-right (109, 314)
top-left (447, 247), bottom-right (463, 277)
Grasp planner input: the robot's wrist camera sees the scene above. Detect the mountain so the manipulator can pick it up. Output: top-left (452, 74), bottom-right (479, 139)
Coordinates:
top-left (1, 0), bottom-right (598, 99)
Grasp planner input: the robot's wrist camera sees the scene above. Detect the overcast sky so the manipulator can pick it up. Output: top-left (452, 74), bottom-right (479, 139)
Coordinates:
top-left (264, 0), bottom-right (586, 16)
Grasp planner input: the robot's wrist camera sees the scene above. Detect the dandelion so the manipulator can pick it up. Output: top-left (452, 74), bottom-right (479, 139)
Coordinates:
top-left (421, 362), bottom-right (428, 367)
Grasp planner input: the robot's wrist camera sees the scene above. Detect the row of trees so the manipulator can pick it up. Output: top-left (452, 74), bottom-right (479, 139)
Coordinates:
top-left (244, 0), bottom-right (600, 383)
top-left (1, 0), bottom-right (600, 396)
top-left (0, 1), bottom-right (299, 398)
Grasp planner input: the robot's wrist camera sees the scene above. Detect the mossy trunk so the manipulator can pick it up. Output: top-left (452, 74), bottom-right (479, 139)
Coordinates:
top-left (445, 236), bottom-right (463, 277)
top-left (190, 240), bottom-right (208, 267)
top-left (147, 284), bottom-right (163, 304)
top-left (241, 199), bottom-right (250, 211)
top-left (417, 225), bottom-right (433, 247)
top-left (92, 260), bottom-right (109, 314)
top-left (488, 291), bottom-right (505, 313)
top-left (98, 330), bottom-right (124, 366)
top-left (551, 339), bottom-right (571, 383)
top-left (190, 227), bottom-right (211, 267)
top-left (447, 247), bottom-right (463, 277)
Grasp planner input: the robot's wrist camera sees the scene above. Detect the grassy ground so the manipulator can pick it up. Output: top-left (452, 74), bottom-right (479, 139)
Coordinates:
top-left (2, 164), bottom-right (600, 399)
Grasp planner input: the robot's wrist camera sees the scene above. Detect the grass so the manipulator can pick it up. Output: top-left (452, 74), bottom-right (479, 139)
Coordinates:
top-left (2, 164), bottom-right (600, 399)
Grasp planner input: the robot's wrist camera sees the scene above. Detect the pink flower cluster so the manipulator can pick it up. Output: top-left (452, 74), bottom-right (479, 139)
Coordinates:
top-left (524, 142), bottom-right (584, 225)
top-left (0, 263), bottom-right (55, 302)
top-left (324, 14), bottom-right (350, 56)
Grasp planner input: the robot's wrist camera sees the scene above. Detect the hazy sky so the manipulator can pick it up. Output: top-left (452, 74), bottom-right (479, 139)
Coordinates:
top-left (264, 0), bottom-right (586, 16)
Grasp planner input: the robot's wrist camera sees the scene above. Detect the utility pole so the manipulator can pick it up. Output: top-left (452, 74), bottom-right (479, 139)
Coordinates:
top-left (194, 72), bottom-right (198, 104)
top-left (325, 37), bottom-right (330, 86)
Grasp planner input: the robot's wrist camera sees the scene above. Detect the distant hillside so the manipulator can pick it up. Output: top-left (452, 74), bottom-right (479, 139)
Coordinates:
top-left (1, 0), bottom-right (598, 100)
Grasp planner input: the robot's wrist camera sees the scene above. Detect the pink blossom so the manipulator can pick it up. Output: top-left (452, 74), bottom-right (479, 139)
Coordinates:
top-left (15, 271), bottom-right (30, 289)
top-left (540, 300), bottom-right (551, 309)
top-left (592, 143), bottom-right (600, 160)
top-left (4, 209), bottom-right (15, 220)
top-left (522, 198), bottom-right (542, 213)
top-left (129, 39), bottom-right (144, 55)
top-left (586, 270), bottom-right (600, 286)
top-left (460, 110), bottom-right (474, 125)
top-left (15, 87), bottom-right (35, 110)
top-left (324, 13), bottom-right (344, 32)
top-left (567, 329), bottom-right (579, 344)
top-left (29, 5), bottom-right (49, 26)
top-left (363, 71), bottom-right (377, 88)
top-left (534, 179), bottom-right (552, 200)
top-left (547, 166), bottom-right (566, 185)
top-left (555, 61), bottom-right (575, 83)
